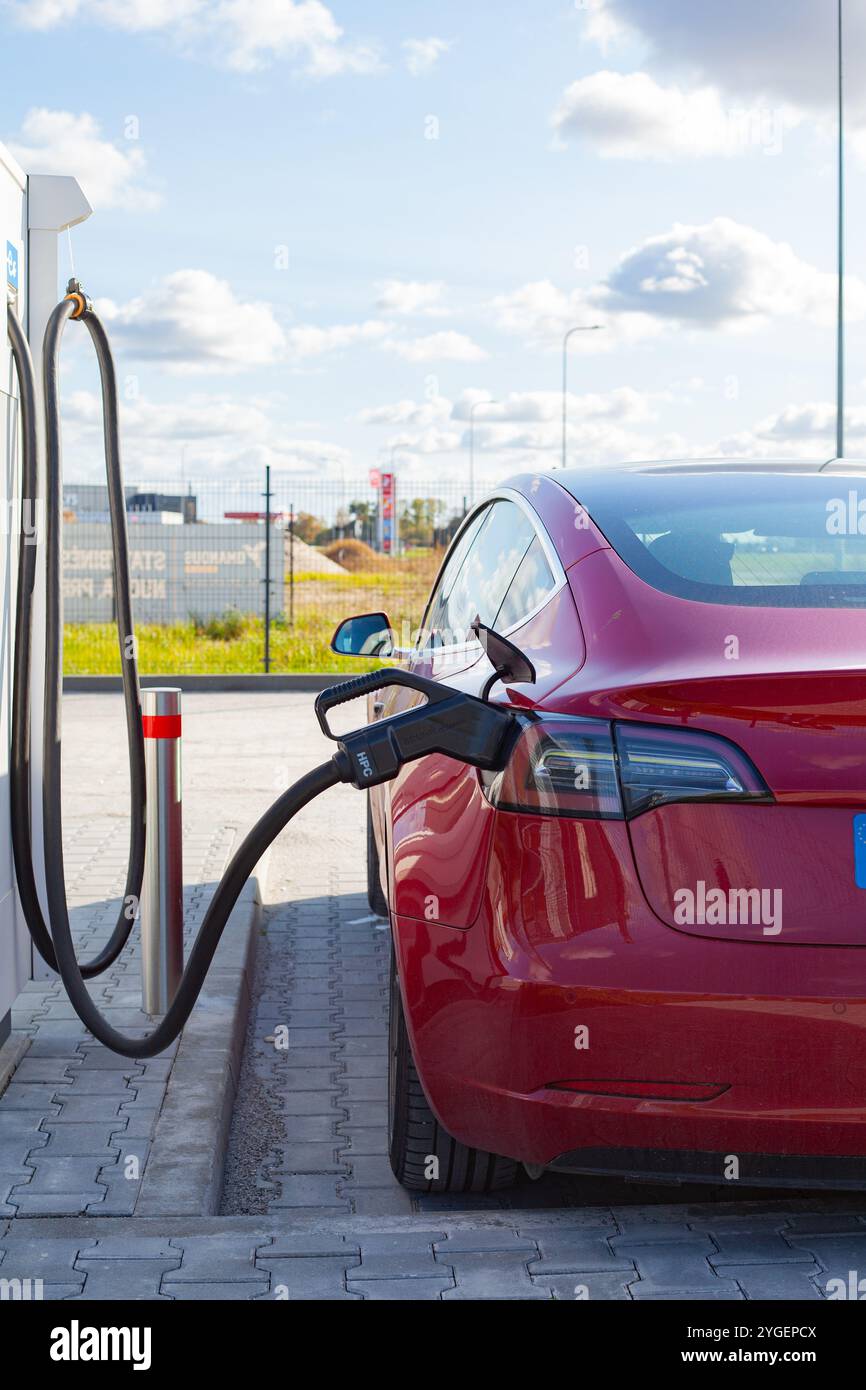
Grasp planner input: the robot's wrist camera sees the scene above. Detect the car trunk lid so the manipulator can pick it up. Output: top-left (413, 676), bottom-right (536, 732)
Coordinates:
top-left (551, 552), bottom-right (866, 945)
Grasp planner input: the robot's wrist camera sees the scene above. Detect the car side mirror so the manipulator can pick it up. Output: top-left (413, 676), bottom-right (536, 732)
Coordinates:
top-left (331, 612), bottom-right (394, 658)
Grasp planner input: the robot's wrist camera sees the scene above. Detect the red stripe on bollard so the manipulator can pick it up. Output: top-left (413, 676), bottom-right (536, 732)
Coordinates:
top-left (142, 714), bottom-right (182, 740)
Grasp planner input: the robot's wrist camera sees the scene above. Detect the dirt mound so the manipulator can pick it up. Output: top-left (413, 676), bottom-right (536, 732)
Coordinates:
top-left (286, 534), bottom-right (347, 574)
top-left (322, 538), bottom-right (384, 571)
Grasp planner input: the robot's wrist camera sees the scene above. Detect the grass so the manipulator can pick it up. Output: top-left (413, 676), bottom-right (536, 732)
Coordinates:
top-left (63, 566), bottom-right (441, 674)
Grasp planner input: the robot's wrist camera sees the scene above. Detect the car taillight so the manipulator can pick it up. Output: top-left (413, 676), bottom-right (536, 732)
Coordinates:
top-left (481, 715), bottom-right (623, 820)
top-left (481, 715), bottom-right (772, 821)
top-left (614, 723), bottom-right (772, 818)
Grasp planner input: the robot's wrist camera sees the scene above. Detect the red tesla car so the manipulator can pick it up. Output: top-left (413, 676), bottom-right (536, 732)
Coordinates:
top-left (332, 462), bottom-right (866, 1193)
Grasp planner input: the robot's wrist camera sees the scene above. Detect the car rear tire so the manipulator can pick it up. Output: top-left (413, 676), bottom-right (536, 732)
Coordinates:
top-left (387, 946), bottom-right (519, 1192)
top-left (366, 794), bottom-right (389, 917)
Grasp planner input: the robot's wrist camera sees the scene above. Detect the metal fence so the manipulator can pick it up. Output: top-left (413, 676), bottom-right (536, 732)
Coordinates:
top-left (62, 472), bottom-right (473, 675)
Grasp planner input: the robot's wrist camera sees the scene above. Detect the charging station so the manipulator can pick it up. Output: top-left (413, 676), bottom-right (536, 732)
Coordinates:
top-left (1, 139), bottom-right (517, 1062)
top-left (1, 140), bottom-right (91, 1043)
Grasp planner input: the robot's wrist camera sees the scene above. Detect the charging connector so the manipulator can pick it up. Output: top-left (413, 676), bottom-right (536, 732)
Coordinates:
top-left (316, 669), bottom-right (515, 789)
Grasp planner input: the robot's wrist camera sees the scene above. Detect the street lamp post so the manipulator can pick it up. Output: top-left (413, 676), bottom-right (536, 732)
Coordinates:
top-left (561, 324), bottom-right (602, 470)
top-left (469, 398), bottom-right (499, 505)
top-left (836, 0), bottom-right (845, 459)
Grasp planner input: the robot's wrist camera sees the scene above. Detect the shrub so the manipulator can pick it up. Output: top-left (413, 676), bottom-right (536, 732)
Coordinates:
top-left (191, 608), bottom-right (247, 641)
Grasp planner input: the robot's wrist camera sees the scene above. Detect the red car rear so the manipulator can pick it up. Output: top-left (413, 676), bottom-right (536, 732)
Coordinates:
top-left (339, 462), bottom-right (866, 1193)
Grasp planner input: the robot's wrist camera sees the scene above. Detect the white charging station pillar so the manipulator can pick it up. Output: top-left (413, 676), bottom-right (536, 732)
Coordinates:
top-left (0, 143), bottom-right (29, 1046)
top-left (0, 148), bottom-right (91, 1041)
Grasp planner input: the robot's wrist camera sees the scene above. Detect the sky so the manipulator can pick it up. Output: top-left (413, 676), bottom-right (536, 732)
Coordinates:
top-left (3, 0), bottom-right (866, 494)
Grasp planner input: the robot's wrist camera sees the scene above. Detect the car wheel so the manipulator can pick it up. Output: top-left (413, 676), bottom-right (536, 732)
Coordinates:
top-left (387, 945), bottom-right (519, 1192)
top-left (366, 794), bottom-right (389, 917)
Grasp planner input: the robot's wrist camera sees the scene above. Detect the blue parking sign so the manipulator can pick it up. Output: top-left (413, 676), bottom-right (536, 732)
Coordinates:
top-left (855, 814), bottom-right (866, 889)
top-left (6, 241), bottom-right (18, 291)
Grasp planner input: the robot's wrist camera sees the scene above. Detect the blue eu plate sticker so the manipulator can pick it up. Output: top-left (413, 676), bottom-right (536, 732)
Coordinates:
top-left (5, 241), bottom-right (18, 291)
top-left (855, 815), bottom-right (866, 889)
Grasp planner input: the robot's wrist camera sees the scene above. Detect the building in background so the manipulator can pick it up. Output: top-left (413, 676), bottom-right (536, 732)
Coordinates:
top-left (63, 484), bottom-right (198, 526)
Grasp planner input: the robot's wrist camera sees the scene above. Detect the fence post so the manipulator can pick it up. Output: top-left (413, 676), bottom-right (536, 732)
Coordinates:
top-left (289, 502), bottom-right (295, 627)
top-left (263, 464), bottom-right (271, 674)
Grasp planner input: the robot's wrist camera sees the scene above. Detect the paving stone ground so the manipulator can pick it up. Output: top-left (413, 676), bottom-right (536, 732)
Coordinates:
top-left (2, 692), bottom-right (866, 1300)
top-left (4, 824), bottom-right (233, 1219)
top-left (4, 1209), bottom-right (866, 1300)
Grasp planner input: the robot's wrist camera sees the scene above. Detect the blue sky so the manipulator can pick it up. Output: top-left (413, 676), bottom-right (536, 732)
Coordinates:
top-left (3, 0), bottom-right (866, 491)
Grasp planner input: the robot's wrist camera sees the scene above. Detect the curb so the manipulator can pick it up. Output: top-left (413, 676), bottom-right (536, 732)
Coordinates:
top-left (0, 1034), bottom-right (30, 1100)
top-left (64, 674), bottom-right (338, 693)
top-left (134, 850), bottom-right (270, 1217)
top-left (4, 1193), bottom-right (858, 1241)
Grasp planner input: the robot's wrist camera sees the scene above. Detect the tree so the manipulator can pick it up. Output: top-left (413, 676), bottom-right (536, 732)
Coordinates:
top-left (291, 511), bottom-right (324, 544)
top-left (400, 496), bottom-right (444, 547)
top-left (348, 499), bottom-right (378, 545)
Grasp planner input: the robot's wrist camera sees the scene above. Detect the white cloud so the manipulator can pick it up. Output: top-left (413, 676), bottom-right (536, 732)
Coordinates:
top-left (455, 386), bottom-right (673, 462)
top-left (376, 279), bottom-right (446, 315)
top-left (588, 1), bottom-right (866, 115)
top-left (285, 319), bottom-right (391, 359)
top-left (211, 0), bottom-right (381, 76)
top-left (402, 37), bottom-right (450, 76)
top-left (13, 0), bottom-right (205, 28)
top-left (61, 387), bottom-right (353, 478)
top-left (578, 5), bottom-right (866, 165)
top-left (12, 0), bottom-right (82, 25)
top-left (8, 108), bottom-right (159, 210)
top-left (552, 71), bottom-right (800, 159)
top-left (754, 402), bottom-right (844, 442)
top-left (64, 388), bottom-right (269, 441)
top-left (9, 0), bottom-right (382, 76)
top-left (469, 417), bottom-right (688, 470)
top-left (355, 385), bottom-right (678, 469)
top-left (579, 0), bottom-right (624, 50)
top-left (493, 218), bottom-right (866, 353)
top-left (383, 427), bottom-right (462, 456)
top-left (98, 269), bottom-right (286, 373)
top-left (492, 279), bottom-right (659, 351)
top-left (603, 217), bottom-right (866, 327)
top-left (382, 331), bottom-right (488, 363)
top-left (452, 386), bottom-right (667, 425)
top-left (358, 395), bottom-right (452, 427)
top-left (255, 437), bottom-right (353, 472)
top-left (715, 401), bottom-right (866, 459)
top-left (359, 387), bottom-right (666, 442)
top-left (92, 268), bottom-right (401, 373)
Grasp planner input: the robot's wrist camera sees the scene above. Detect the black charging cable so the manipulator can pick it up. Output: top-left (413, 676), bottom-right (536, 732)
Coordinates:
top-left (8, 294), bottom-right (145, 978)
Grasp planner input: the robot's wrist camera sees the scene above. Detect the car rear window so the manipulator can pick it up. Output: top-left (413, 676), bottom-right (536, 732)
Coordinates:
top-left (495, 536), bottom-right (556, 630)
top-left (425, 499), bottom-right (536, 643)
top-left (566, 472), bottom-right (866, 608)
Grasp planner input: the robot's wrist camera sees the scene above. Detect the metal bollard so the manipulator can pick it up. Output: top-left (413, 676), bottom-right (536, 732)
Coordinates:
top-left (140, 687), bottom-right (184, 1015)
